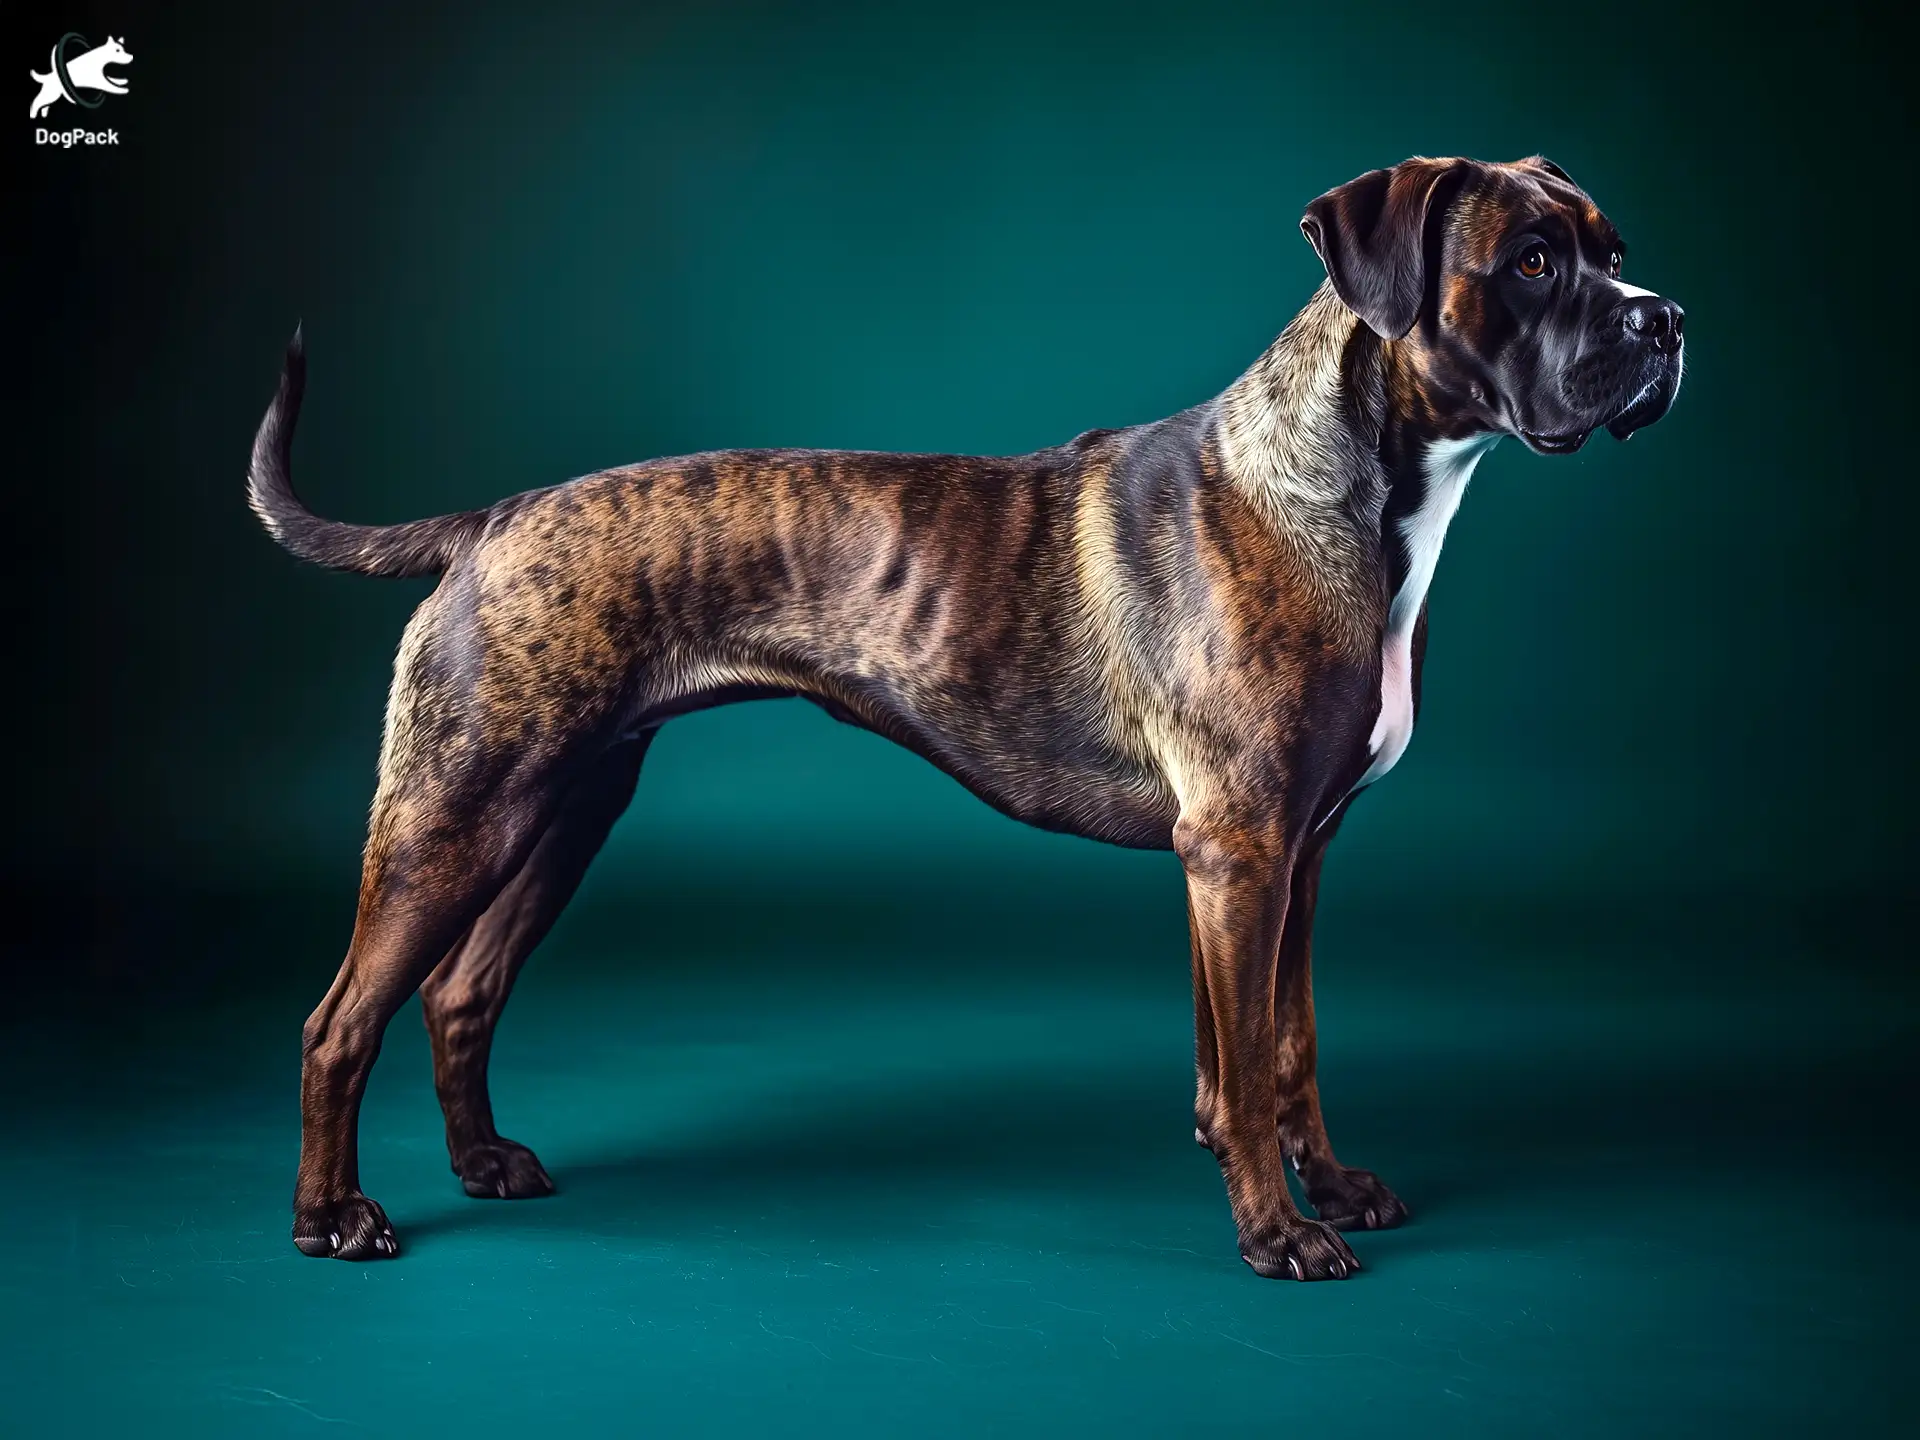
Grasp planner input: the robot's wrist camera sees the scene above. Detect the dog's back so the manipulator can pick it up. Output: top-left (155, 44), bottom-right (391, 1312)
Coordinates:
top-left (250, 334), bottom-right (1193, 845)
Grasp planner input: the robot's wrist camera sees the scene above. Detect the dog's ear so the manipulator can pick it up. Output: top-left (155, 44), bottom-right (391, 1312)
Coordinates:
top-left (1518, 155), bottom-right (1579, 189)
top-left (1300, 159), bottom-right (1469, 340)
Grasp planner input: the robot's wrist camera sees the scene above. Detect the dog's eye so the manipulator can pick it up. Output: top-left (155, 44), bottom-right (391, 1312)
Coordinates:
top-left (1608, 250), bottom-right (1622, 275)
top-left (1516, 246), bottom-right (1550, 279)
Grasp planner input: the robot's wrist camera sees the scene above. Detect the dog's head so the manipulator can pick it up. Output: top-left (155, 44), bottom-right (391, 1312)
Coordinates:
top-left (1301, 156), bottom-right (1683, 452)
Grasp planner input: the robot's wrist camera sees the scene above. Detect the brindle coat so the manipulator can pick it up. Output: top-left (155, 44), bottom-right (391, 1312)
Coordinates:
top-left (251, 155), bottom-right (1684, 1279)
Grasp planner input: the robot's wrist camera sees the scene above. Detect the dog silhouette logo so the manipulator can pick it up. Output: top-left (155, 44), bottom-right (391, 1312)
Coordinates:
top-left (29, 33), bottom-right (131, 119)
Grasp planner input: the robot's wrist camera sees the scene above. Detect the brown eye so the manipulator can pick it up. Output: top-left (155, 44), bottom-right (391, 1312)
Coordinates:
top-left (1517, 246), bottom-right (1549, 279)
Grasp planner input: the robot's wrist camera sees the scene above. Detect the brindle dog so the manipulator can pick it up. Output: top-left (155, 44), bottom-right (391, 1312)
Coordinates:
top-left (250, 155), bottom-right (1684, 1279)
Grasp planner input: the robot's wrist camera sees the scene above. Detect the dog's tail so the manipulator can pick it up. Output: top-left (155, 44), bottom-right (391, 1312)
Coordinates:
top-left (248, 328), bottom-right (489, 578)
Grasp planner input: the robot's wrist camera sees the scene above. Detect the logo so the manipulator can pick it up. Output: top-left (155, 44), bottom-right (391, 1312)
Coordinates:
top-left (29, 33), bottom-right (130, 144)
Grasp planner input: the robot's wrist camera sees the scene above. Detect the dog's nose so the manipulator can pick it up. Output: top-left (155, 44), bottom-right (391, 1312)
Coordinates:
top-left (1622, 296), bottom-right (1684, 353)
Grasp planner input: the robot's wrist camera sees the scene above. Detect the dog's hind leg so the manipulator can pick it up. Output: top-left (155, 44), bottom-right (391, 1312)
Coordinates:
top-left (291, 586), bottom-right (624, 1260)
top-left (419, 732), bottom-right (651, 1201)
top-left (293, 779), bottom-right (561, 1258)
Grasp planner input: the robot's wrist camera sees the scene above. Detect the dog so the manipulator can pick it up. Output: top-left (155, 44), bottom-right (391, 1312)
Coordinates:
top-left (249, 155), bottom-right (1684, 1278)
top-left (28, 35), bottom-right (130, 119)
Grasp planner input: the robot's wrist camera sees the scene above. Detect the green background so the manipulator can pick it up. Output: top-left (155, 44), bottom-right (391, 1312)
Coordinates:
top-left (8, 0), bottom-right (1915, 1434)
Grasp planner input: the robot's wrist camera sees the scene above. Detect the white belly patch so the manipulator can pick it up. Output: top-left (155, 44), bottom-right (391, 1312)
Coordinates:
top-left (1353, 434), bottom-right (1499, 792)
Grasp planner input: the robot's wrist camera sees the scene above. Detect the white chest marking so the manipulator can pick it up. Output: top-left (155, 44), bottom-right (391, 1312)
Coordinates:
top-left (1354, 434), bottom-right (1499, 792)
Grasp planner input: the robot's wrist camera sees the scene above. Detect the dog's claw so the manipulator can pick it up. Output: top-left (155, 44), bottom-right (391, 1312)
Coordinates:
top-left (455, 1138), bottom-right (556, 1200)
top-left (1241, 1217), bottom-right (1360, 1282)
top-left (293, 1194), bottom-right (398, 1260)
top-left (1305, 1166), bottom-right (1409, 1232)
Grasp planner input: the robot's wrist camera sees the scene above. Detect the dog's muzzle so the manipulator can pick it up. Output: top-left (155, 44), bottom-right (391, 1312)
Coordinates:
top-left (1528, 293), bottom-right (1686, 452)
top-left (1602, 293), bottom-right (1685, 441)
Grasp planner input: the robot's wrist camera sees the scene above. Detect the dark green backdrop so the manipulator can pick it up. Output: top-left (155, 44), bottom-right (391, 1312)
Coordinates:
top-left (8, 0), bottom-right (1915, 1435)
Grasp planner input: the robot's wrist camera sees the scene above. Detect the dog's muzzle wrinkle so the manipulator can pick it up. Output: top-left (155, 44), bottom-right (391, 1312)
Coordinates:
top-left (1603, 353), bottom-right (1682, 441)
top-left (1552, 314), bottom-right (1685, 445)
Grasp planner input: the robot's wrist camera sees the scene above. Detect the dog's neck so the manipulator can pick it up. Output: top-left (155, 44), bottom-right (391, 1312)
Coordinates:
top-left (1216, 282), bottom-right (1385, 534)
top-left (1214, 284), bottom-right (1391, 636)
top-left (1215, 282), bottom-right (1500, 641)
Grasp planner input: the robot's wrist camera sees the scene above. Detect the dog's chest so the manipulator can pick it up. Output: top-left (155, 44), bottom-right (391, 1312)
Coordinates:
top-left (1353, 436), bottom-right (1497, 792)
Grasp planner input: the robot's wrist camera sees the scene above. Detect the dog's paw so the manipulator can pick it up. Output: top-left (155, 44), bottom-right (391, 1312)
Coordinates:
top-left (1239, 1217), bottom-right (1361, 1281)
top-left (293, 1193), bottom-right (398, 1260)
top-left (455, 1138), bottom-right (555, 1200)
top-left (1305, 1166), bottom-right (1409, 1231)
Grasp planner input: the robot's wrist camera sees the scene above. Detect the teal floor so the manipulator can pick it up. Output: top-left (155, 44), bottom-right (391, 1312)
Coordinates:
top-left (3, 880), bottom-right (1912, 1436)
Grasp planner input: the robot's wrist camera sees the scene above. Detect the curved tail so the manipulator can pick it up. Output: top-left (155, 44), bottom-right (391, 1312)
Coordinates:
top-left (247, 328), bottom-right (490, 578)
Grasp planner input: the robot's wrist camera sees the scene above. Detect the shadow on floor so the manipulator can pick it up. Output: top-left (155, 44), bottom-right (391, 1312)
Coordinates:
top-left (391, 1025), bottom-right (1914, 1256)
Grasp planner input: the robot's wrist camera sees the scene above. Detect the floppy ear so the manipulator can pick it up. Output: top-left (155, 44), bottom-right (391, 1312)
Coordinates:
top-left (1518, 155), bottom-right (1577, 187)
top-left (1300, 160), bottom-right (1467, 340)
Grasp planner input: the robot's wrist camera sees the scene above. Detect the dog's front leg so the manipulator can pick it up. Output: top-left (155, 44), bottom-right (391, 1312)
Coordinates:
top-left (1178, 815), bottom-right (1361, 1281)
top-left (1273, 840), bottom-right (1409, 1231)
